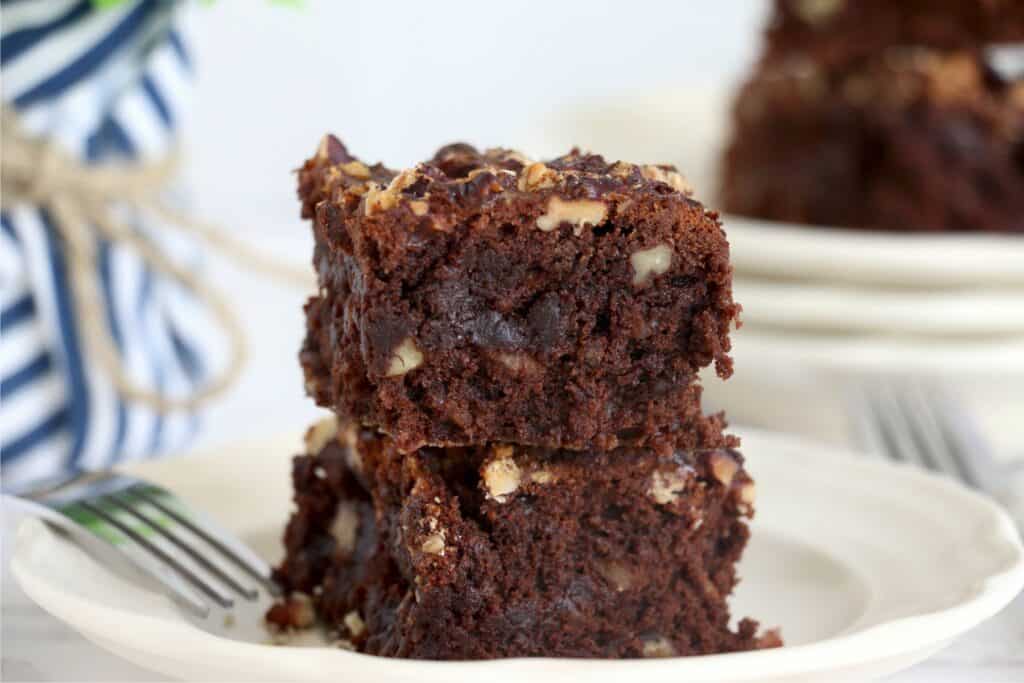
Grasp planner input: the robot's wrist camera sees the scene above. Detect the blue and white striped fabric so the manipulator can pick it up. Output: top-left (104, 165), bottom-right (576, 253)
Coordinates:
top-left (1, 0), bottom-right (215, 485)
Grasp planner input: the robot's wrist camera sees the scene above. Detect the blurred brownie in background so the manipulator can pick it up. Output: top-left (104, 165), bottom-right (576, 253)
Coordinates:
top-left (268, 417), bottom-right (777, 659)
top-left (299, 137), bottom-right (740, 452)
top-left (721, 0), bottom-right (1024, 233)
top-left (762, 0), bottom-right (1024, 69)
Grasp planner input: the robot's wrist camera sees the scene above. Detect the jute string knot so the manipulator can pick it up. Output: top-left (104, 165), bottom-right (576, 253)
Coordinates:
top-left (1, 108), bottom-right (313, 412)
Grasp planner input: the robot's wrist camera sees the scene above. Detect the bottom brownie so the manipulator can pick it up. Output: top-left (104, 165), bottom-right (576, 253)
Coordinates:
top-left (268, 417), bottom-right (779, 659)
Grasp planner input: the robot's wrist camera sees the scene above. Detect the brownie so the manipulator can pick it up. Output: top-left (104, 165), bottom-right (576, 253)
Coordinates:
top-left (298, 137), bottom-right (740, 452)
top-left (268, 417), bottom-right (778, 659)
top-left (762, 0), bottom-right (1024, 69)
top-left (721, 50), bottom-right (1024, 232)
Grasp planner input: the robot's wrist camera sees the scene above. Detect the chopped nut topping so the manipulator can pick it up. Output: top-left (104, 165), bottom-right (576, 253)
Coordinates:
top-left (421, 533), bottom-right (445, 555)
top-left (488, 148), bottom-right (534, 167)
top-left (365, 169), bottom-right (419, 215)
top-left (631, 244), bottom-right (673, 287)
top-left (518, 162), bottom-right (560, 191)
top-left (536, 197), bottom-right (608, 234)
top-left (330, 502), bottom-right (359, 555)
top-left (642, 636), bottom-right (677, 658)
top-left (483, 448), bottom-right (522, 502)
top-left (609, 161), bottom-right (635, 179)
top-left (385, 337), bottom-right (424, 377)
top-left (343, 610), bottom-right (366, 637)
top-left (408, 199), bottom-right (429, 216)
top-left (793, 0), bottom-right (843, 25)
top-left (709, 451), bottom-right (740, 487)
top-left (339, 161), bottom-right (371, 179)
top-left (304, 416), bottom-right (339, 454)
top-left (640, 165), bottom-right (692, 194)
top-left (648, 468), bottom-right (690, 505)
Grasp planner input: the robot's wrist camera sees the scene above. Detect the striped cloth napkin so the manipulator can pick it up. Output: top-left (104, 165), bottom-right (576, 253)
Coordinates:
top-left (1, 1), bottom-right (217, 485)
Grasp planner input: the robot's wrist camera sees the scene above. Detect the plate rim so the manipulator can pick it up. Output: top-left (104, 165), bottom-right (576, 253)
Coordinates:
top-left (724, 216), bottom-right (1024, 288)
top-left (11, 429), bottom-right (1024, 681)
top-left (728, 327), bottom-right (1024, 376)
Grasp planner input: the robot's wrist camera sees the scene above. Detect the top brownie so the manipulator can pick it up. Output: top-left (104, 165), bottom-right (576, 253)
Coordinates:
top-left (299, 137), bottom-right (739, 453)
top-left (763, 0), bottom-right (1024, 69)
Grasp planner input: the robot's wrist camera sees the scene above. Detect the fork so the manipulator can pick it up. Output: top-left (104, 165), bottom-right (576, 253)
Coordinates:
top-left (852, 379), bottom-right (1024, 529)
top-left (3, 469), bottom-right (279, 618)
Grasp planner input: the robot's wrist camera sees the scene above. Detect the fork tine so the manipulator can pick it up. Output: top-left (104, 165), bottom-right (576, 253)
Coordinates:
top-left (903, 382), bottom-right (981, 488)
top-left (78, 500), bottom-right (234, 609)
top-left (130, 485), bottom-right (279, 596)
top-left (848, 385), bottom-right (891, 459)
top-left (865, 383), bottom-right (926, 467)
top-left (106, 493), bottom-right (259, 601)
top-left (888, 383), bottom-right (945, 474)
top-left (922, 385), bottom-right (986, 490)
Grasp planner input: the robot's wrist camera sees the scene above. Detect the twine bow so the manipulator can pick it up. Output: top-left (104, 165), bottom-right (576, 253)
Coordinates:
top-left (1, 109), bottom-right (312, 411)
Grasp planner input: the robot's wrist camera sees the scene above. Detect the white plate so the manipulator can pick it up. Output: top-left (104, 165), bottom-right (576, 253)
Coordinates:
top-left (735, 278), bottom-right (1024, 336)
top-left (12, 429), bottom-right (1024, 682)
top-left (726, 217), bottom-right (1024, 289)
top-left (533, 88), bottom-right (1024, 288)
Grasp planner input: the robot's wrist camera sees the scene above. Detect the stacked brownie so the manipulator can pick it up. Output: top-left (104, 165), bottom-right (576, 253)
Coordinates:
top-left (268, 138), bottom-right (778, 658)
top-left (721, 0), bottom-right (1024, 233)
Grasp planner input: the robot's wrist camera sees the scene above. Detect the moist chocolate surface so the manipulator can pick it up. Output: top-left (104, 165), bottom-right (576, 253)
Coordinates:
top-left (721, 50), bottom-right (1024, 232)
top-left (268, 417), bottom-right (778, 659)
top-left (300, 138), bottom-right (740, 452)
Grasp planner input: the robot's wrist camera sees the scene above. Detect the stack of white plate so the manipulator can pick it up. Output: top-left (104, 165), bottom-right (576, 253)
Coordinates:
top-left (714, 216), bottom-right (1024, 452)
top-left (531, 88), bottom-right (1024, 451)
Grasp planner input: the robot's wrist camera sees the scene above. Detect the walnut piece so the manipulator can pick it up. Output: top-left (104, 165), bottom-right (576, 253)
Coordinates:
top-left (493, 351), bottom-right (542, 374)
top-left (304, 416), bottom-right (339, 454)
top-left (640, 165), bottom-right (692, 194)
top-left (518, 162), bottom-right (560, 191)
top-left (330, 502), bottom-right (359, 555)
top-left (536, 197), bottom-right (608, 234)
top-left (385, 337), bottom-right (424, 377)
top-left (648, 468), bottom-right (690, 505)
top-left (709, 451), bottom-right (739, 487)
top-left (287, 593), bottom-right (315, 629)
top-left (421, 533), bottom-right (445, 555)
top-left (631, 244), bottom-right (673, 287)
top-left (483, 448), bottom-right (522, 502)
top-left (339, 160), bottom-right (371, 179)
top-left (530, 470), bottom-right (554, 484)
top-left (642, 636), bottom-right (677, 658)
top-left (596, 559), bottom-right (635, 592)
top-left (343, 610), bottom-right (366, 637)
top-left (365, 169), bottom-right (418, 215)
top-left (739, 481), bottom-right (756, 504)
